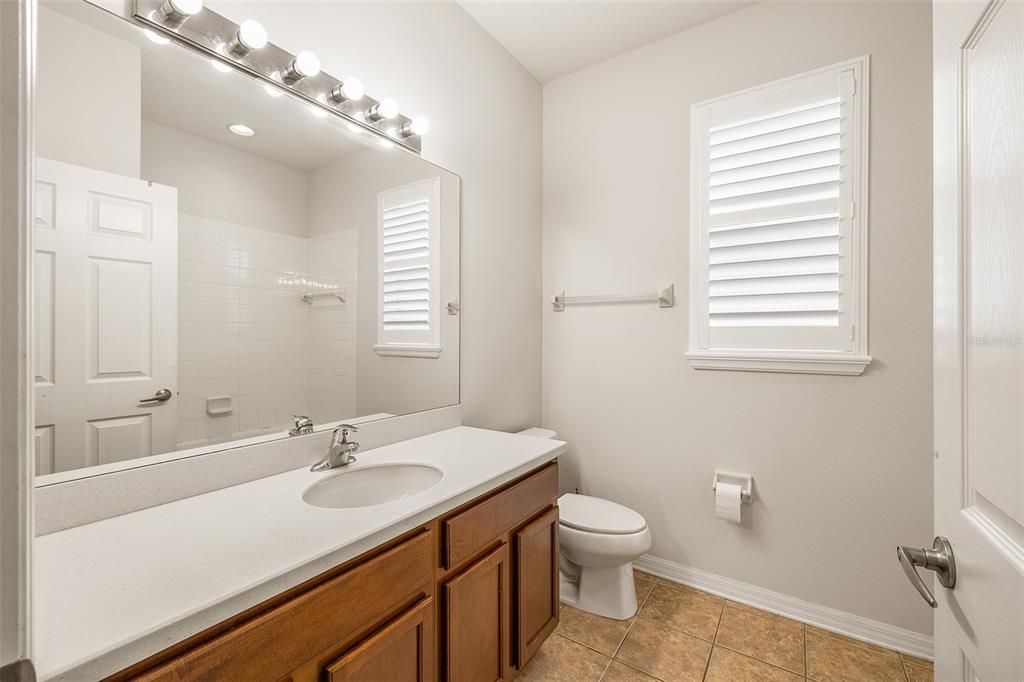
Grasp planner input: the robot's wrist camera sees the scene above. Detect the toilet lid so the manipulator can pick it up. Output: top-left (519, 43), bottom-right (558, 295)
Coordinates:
top-left (558, 493), bottom-right (647, 535)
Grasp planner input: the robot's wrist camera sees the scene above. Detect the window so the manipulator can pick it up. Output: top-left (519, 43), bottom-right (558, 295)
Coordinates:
top-left (375, 177), bottom-right (442, 358)
top-left (687, 57), bottom-right (871, 375)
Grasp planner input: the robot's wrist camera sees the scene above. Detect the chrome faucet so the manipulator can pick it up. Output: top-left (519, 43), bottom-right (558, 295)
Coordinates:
top-left (289, 415), bottom-right (314, 436)
top-left (311, 424), bottom-right (359, 472)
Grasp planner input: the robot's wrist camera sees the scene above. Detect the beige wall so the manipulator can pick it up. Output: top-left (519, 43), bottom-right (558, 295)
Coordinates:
top-left (141, 121), bottom-right (309, 238)
top-left (36, 6), bottom-right (140, 178)
top-left (543, 1), bottom-right (933, 634)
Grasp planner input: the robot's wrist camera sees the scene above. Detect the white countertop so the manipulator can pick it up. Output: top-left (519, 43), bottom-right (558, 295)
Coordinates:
top-left (33, 426), bottom-right (566, 681)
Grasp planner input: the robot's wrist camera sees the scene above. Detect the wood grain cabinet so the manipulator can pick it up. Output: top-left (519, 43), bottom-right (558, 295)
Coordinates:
top-left (109, 461), bottom-right (558, 682)
top-left (513, 506), bottom-right (560, 668)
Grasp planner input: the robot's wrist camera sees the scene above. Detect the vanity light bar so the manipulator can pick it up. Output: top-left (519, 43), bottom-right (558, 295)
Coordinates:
top-left (131, 0), bottom-right (426, 154)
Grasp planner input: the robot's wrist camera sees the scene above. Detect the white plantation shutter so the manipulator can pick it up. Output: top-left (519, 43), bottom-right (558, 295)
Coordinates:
top-left (688, 58), bottom-right (871, 375)
top-left (377, 178), bottom-right (442, 354)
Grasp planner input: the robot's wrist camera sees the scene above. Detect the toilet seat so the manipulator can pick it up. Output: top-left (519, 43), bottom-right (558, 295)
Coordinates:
top-left (559, 493), bottom-right (647, 535)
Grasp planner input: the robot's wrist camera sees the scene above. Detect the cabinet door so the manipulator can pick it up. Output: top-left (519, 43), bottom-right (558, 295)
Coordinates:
top-left (324, 597), bottom-right (433, 682)
top-left (443, 543), bottom-right (510, 682)
top-left (513, 506), bottom-right (559, 668)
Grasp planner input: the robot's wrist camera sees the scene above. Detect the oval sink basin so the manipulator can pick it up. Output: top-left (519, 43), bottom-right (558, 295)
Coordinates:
top-left (302, 463), bottom-right (443, 509)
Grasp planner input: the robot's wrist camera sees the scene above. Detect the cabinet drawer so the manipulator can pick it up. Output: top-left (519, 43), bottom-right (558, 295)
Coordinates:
top-left (133, 530), bottom-right (433, 681)
top-left (443, 462), bottom-right (557, 569)
top-left (324, 597), bottom-right (433, 682)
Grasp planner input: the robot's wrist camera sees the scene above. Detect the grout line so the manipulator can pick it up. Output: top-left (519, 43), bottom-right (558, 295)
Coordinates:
top-left (713, 643), bottom-right (809, 679)
top-left (804, 620), bottom-right (808, 678)
top-left (700, 600), bottom-right (727, 681)
top-left (898, 653), bottom-right (911, 682)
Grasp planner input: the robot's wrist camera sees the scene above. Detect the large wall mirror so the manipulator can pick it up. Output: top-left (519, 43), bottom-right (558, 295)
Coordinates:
top-left (33, 1), bottom-right (460, 480)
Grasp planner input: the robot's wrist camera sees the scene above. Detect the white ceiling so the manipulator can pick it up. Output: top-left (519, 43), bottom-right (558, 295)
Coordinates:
top-left (457, 1), bottom-right (755, 83)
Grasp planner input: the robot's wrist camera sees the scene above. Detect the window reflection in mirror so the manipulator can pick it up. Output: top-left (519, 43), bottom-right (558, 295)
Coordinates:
top-left (32, 2), bottom-right (459, 478)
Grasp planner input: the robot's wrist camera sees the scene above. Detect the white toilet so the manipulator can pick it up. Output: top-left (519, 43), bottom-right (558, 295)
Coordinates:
top-left (518, 428), bottom-right (652, 620)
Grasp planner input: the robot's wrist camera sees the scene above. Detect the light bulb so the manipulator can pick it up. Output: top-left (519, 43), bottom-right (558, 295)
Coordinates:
top-left (210, 59), bottom-right (232, 73)
top-left (166, 0), bottom-right (202, 15)
top-left (330, 78), bottom-right (364, 105)
top-left (366, 98), bottom-right (399, 122)
top-left (144, 29), bottom-right (171, 45)
top-left (283, 50), bottom-right (320, 83)
top-left (378, 98), bottom-right (399, 119)
top-left (263, 83), bottom-right (283, 98)
top-left (234, 18), bottom-right (266, 50)
top-left (227, 123), bottom-right (255, 137)
top-left (159, 0), bottom-right (202, 22)
top-left (401, 116), bottom-right (430, 137)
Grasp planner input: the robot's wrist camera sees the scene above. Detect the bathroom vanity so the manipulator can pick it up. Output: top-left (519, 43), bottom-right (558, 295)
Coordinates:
top-left (34, 428), bottom-right (565, 680)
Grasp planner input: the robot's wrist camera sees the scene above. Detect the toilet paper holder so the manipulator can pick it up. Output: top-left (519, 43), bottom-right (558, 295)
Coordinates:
top-left (712, 470), bottom-right (753, 503)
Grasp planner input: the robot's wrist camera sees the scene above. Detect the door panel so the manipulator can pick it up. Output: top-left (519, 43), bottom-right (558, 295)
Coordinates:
top-left (933, 1), bottom-right (1024, 679)
top-left (325, 597), bottom-right (433, 682)
top-left (513, 506), bottom-right (559, 669)
top-left (34, 157), bottom-right (177, 474)
top-left (443, 543), bottom-right (510, 682)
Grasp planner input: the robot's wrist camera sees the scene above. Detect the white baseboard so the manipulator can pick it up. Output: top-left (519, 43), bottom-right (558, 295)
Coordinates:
top-left (634, 554), bottom-right (933, 661)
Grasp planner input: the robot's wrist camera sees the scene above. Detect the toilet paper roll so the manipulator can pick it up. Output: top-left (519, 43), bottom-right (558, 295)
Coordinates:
top-left (715, 482), bottom-right (743, 523)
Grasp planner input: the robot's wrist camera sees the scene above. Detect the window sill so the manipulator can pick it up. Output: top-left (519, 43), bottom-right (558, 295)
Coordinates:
top-left (686, 351), bottom-right (871, 376)
top-left (374, 344), bottom-right (442, 359)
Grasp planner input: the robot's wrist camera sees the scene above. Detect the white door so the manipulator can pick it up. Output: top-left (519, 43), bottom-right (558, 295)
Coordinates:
top-left (34, 158), bottom-right (178, 475)
top-left (931, 1), bottom-right (1024, 680)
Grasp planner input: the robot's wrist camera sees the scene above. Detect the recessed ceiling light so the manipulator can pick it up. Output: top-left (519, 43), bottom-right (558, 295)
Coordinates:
top-left (144, 29), bottom-right (170, 45)
top-left (227, 123), bottom-right (255, 137)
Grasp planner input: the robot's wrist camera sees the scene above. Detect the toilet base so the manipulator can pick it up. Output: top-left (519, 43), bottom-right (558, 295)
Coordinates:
top-left (559, 562), bottom-right (638, 620)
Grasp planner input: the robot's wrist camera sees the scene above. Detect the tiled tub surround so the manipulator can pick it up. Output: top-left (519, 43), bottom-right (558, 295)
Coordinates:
top-left (33, 427), bottom-right (567, 680)
top-left (521, 572), bottom-right (934, 682)
top-left (176, 215), bottom-right (357, 448)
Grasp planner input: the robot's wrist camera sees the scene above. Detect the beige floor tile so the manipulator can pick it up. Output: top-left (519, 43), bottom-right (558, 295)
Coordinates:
top-left (634, 570), bottom-right (658, 583)
top-left (601, 661), bottom-right (662, 681)
top-left (519, 633), bottom-right (611, 682)
top-left (556, 605), bottom-right (633, 656)
top-left (615, 618), bottom-right (712, 682)
top-left (714, 604), bottom-right (805, 675)
top-left (705, 646), bottom-right (804, 682)
top-left (805, 630), bottom-right (906, 681)
top-left (639, 584), bottom-right (725, 641)
top-left (805, 626), bottom-right (889, 654)
top-left (635, 575), bottom-right (657, 605)
top-left (901, 655), bottom-right (934, 682)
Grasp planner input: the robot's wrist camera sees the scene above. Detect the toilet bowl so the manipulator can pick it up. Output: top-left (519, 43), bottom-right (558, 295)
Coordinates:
top-left (558, 493), bottom-right (651, 619)
top-left (517, 428), bottom-right (652, 620)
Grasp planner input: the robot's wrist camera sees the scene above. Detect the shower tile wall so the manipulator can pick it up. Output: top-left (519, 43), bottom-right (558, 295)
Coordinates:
top-left (176, 215), bottom-right (358, 449)
top-left (307, 229), bottom-right (358, 425)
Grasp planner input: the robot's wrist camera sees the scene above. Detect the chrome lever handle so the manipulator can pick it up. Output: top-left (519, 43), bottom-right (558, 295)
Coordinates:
top-left (139, 388), bottom-right (172, 404)
top-left (897, 536), bottom-right (956, 608)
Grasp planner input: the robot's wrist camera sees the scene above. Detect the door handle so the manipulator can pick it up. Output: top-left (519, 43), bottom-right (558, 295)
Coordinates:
top-left (897, 536), bottom-right (956, 608)
top-left (139, 388), bottom-right (173, 404)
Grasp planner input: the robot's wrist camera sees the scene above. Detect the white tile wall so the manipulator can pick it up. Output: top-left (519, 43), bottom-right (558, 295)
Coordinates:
top-left (176, 215), bottom-right (358, 449)
top-left (307, 229), bottom-right (359, 425)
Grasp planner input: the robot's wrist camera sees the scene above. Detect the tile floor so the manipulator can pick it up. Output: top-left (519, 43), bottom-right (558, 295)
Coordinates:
top-left (519, 571), bottom-right (934, 682)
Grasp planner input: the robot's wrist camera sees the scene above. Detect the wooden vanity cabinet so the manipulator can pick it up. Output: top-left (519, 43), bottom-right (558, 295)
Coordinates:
top-left (437, 462), bottom-right (560, 680)
top-left (109, 461), bottom-right (559, 682)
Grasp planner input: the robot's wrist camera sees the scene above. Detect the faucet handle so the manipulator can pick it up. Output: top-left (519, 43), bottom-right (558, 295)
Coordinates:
top-left (333, 423), bottom-right (359, 442)
top-left (289, 415), bottom-right (314, 436)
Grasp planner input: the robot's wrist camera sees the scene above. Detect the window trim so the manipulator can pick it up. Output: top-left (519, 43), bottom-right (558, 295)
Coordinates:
top-left (375, 177), bottom-right (442, 359)
top-left (686, 55), bottom-right (871, 376)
